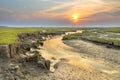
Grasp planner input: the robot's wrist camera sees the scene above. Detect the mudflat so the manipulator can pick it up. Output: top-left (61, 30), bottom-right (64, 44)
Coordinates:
top-left (39, 36), bottom-right (119, 80)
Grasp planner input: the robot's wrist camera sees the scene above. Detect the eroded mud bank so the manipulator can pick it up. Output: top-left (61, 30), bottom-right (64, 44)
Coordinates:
top-left (0, 31), bottom-right (64, 80)
top-left (0, 32), bottom-right (63, 59)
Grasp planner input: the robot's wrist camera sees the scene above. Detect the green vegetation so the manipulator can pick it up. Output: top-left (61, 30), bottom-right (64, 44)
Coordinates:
top-left (0, 27), bottom-right (81, 44)
top-left (101, 28), bottom-right (120, 33)
top-left (37, 52), bottom-right (42, 61)
top-left (63, 28), bottom-right (120, 46)
top-left (63, 30), bottom-right (97, 40)
top-left (0, 28), bottom-right (43, 44)
top-left (1, 27), bottom-right (120, 45)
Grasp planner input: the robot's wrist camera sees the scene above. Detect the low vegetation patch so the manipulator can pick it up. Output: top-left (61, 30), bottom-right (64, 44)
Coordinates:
top-left (63, 28), bottom-right (120, 47)
top-left (0, 27), bottom-right (81, 44)
top-left (101, 28), bottom-right (120, 33)
top-left (0, 28), bottom-right (43, 44)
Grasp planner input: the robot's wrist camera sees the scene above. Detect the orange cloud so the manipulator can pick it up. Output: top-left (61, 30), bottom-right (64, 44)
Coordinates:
top-left (15, 0), bottom-right (120, 22)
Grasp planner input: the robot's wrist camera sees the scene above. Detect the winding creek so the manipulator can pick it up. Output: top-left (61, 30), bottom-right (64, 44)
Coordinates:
top-left (40, 36), bottom-right (120, 79)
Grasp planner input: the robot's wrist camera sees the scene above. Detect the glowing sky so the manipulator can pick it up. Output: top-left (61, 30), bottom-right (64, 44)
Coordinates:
top-left (0, 0), bottom-right (120, 27)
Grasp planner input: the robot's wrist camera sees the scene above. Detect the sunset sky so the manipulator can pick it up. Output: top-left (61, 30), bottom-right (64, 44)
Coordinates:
top-left (0, 0), bottom-right (120, 27)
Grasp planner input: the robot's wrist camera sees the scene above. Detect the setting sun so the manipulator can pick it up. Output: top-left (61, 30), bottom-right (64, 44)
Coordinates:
top-left (72, 14), bottom-right (79, 22)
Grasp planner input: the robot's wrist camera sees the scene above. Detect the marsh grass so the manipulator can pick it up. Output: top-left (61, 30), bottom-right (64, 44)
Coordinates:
top-left (102, 28), bottom-right (120, 33)
top-left (0, 28), bottom-right (44, 44)
top-left (0, 27), bottom-right (80, 44)
top-left (63, 28), bottom-right (120, 46)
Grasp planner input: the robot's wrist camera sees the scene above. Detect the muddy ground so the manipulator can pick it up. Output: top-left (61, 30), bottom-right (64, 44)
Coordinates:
top-left (63, 39), bottom-right (120, 80)
top-left (0, 35), bottom-right (120, 80)
top-left (39, 36), bottom-right (120, 80)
